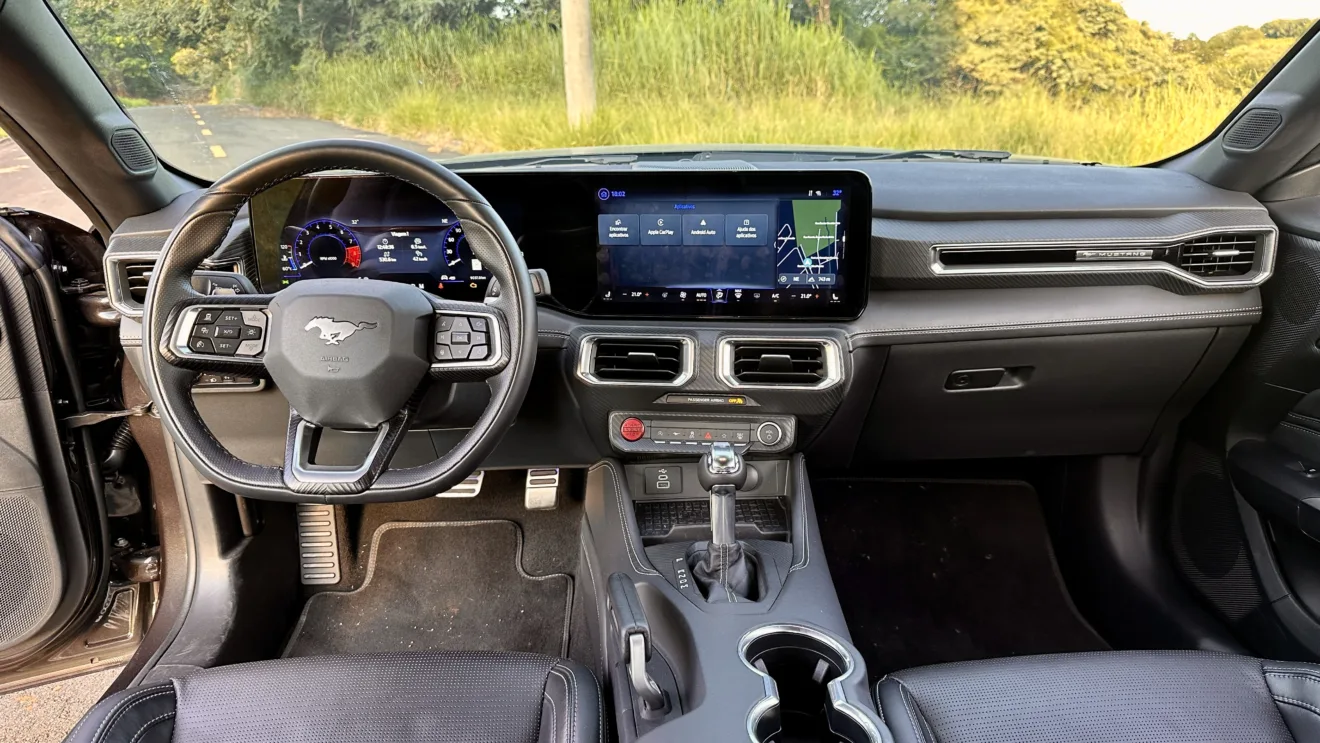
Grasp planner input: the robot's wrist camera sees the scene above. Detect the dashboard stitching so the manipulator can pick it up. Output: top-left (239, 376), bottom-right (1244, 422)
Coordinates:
top-left (848, 308), bottom-right (1261, 342)
top-left (591, 461), bottom-right (658, 576)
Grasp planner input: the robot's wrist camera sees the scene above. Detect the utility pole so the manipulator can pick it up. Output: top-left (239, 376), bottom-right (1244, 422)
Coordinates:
top-left (560, 0), bottom-right (596, 128)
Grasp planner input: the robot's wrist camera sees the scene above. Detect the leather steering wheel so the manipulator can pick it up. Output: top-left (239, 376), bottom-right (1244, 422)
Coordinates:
top-left (140, 140), bottom-right (537, 503)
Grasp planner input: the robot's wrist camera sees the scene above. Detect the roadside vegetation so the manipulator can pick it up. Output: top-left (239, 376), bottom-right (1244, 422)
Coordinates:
top-left (50, 0), bottom-right (1314, 164)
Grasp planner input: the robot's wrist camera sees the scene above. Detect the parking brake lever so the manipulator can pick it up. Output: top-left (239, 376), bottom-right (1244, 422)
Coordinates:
top-left (608, 572), bottom-right (669, 717)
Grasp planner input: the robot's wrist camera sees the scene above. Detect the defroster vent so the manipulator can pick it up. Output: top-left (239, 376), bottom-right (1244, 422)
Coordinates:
top-left (1177, 233), bottom-right (1258, 277)
top-left (582, 337), bottom-right (691, 385)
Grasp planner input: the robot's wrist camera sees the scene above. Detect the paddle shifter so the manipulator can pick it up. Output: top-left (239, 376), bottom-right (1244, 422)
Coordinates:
top-left (686, 442), bottom-right (760, 602)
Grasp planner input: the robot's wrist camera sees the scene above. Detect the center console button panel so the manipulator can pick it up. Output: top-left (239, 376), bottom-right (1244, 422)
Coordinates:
top-left (608, 411), bottom-right (795, 454)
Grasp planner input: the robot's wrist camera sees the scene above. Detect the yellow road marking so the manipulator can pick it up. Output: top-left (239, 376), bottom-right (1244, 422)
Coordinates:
top-left (196, 120), bottom-right (206, 126)
top-left (192, 113), bottom-right (201, 119)
top-left (200, 129), bottom-right (212, 136)
top-left (209, 145), bottom-right (227, 158)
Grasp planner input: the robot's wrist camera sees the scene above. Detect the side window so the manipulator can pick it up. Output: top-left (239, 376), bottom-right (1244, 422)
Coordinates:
top-left (0, 135), bottom-right (91, 229)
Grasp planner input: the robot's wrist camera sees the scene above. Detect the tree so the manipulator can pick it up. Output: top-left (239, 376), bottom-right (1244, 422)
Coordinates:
top-left (1260, 18), bottom-right (1314, 39)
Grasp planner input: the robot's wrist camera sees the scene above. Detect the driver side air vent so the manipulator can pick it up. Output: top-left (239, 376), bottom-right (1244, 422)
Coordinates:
top-left (720, 338), bottom-right (840, 390)
top-left (579, 336), bottom-right (693, 386)
top-left (124, 262), bottom-right (153, 304)
top-left (1177, 233), bottom-right (1258, 277)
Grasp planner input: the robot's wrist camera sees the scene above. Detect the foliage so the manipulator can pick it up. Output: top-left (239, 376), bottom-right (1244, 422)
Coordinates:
top-left (47, 0), bottom-right (1317, 165)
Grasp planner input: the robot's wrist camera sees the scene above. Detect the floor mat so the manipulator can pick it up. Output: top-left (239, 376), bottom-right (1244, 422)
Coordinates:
top-left (285, 520), bottom-right (572, 658)
top-left (814, 479), bottom-right (1107, 677)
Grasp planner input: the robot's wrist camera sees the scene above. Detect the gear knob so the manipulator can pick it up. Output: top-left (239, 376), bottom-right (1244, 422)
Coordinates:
top-left (698, 442), bottom-right (748, 491)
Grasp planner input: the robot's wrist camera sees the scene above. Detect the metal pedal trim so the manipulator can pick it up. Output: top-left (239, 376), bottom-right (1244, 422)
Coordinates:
top-left (438, 471), bottom-right (484, 497)
top-left (296, 504), bottom-right (341, 585)
top-left (525, 468), bottom-right (560, 510)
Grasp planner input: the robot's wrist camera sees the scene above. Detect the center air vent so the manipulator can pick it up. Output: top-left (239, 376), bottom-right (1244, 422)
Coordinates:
top-left (579, 336), bottom-right (692, 386)
top-left (1177, 233), bottom-right (1258, 277)
top-left (720, 338), bottom-right (839, 390)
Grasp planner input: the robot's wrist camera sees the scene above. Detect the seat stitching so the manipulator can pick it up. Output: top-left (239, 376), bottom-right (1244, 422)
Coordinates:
top-left (1274, 694), bottom-right (1320, 718)
top-left (1287, 412), bottom-right (1320, 427)
top-left (90, 689), bottom-right (173, 743)
top-left (896, 682), bottom-right (927, 743)
top-left (69, 686), bottom-right (160, 743)
top-left (127, 712), bottom-right (175, 743)
top-left (542, 692), bottom-right (557, 743)
top-left (1267, 671), bottom-right (1320, 686)
top-left (1278, 422), bottom-right (1320, 439)
top-left (551, 665), bottom-right (578, 743)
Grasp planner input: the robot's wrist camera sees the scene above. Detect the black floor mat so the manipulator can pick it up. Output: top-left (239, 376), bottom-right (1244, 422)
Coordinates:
top-left (814, 479), bottom-right (1107, 676)
top-left (285, 520), bottom-right (572, 658)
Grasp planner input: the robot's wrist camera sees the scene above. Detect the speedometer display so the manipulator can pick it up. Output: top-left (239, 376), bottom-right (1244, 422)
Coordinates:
top-left (263, 177), bottom-right (491, 300)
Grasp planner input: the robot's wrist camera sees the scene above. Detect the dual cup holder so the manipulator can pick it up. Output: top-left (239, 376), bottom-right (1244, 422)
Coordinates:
top-left (739, 624), bottom-right (887, 743)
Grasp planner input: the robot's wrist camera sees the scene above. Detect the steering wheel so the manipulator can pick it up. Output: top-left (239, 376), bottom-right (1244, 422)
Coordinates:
top-left (139, 140), bottom-right (537, 503)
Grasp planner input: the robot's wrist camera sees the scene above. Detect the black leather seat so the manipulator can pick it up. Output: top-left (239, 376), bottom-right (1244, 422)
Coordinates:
top-left (64, 651), bottom-right (600, 743)
top-left (875, 650), bottom-right (1320, 743)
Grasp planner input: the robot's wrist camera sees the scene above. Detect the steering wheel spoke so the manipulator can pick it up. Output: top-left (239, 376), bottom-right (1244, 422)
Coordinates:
top-left (282, 408), bottom-right (412, 495)
top-left (161, 294), bottom-right (274, 372)
top-left (428, 300), bottom-right (511, 382)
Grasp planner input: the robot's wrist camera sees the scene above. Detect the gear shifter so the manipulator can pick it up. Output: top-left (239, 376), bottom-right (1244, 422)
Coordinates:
top-left (686, 442), bottom-right (760, 602)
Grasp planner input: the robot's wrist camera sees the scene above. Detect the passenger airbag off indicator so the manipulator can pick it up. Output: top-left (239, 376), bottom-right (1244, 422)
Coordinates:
top-left (620, 417), bottom-right (646, 442)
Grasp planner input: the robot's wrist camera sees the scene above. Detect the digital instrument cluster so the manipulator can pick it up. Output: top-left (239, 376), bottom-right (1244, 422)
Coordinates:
top-left (249, 170), bottom-right (871, 319)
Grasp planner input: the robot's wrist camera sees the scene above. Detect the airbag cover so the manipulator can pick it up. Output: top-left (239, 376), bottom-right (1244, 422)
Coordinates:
top-left (264, 279), bottom-right (432, 429)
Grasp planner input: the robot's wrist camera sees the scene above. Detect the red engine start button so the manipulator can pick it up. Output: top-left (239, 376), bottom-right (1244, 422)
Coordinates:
top-left (620, 417), bottom-right (646, 442)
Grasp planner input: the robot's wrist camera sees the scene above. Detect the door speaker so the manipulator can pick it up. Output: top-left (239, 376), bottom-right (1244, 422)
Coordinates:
top-left (0, 494), bottom-right (61, 650)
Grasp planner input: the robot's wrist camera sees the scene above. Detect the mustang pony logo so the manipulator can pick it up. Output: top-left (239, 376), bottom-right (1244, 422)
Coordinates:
top-left (304, 317), bottom-right (378, 345)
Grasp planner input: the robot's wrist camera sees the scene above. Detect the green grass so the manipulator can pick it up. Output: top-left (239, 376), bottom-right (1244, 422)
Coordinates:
top-left (251, 0), bottom-right (1243, 165)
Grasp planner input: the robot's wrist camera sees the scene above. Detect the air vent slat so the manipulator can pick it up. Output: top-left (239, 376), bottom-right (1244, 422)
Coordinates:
top-left (1177, 233), bottom-right (1259, 277)
top-left (122, 261), bottom-right (155, 305)
top-left (590, 338), bottom-right (685, 383)
top-left (729, 341), bottom-right (828, 387)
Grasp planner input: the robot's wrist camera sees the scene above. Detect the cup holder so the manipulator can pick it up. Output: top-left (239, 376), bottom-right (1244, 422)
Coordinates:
top-left (739, 624), bottom-right (884, 743)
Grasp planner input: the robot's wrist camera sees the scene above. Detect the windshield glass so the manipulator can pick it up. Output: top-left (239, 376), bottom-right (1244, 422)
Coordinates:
top-left (49, 0), bottom-right (1314, 178)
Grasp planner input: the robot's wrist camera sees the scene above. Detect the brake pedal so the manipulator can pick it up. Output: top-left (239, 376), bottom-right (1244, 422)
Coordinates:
top-left (438, 471), bottom-right (484, 497)
top-left (296, 504), bottom-right (341, 585)
top-left (525, 468), bottom-right (560, 510)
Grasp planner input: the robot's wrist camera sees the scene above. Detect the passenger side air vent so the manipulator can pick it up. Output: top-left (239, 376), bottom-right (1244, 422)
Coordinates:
top-left (1177, 233), bottom-right (1258, 277)
top-left (720, 338), bottom-right (840, 390)
top-left (580, 336), bottom-right (692, 385)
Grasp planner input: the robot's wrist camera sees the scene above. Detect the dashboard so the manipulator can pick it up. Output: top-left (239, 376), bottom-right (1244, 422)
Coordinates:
top-left (248, 171), bottom-right (873, 319)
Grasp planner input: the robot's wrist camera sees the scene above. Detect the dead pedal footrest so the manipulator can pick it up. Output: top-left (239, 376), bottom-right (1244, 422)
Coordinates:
top-left (296, 504), bottom-right (341, 585)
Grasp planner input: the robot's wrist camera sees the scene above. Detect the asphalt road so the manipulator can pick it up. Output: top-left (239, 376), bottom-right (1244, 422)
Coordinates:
top-left (0, 105), bottom-right (440, 227)
top-left (129, 104), bottom-right (439, 181)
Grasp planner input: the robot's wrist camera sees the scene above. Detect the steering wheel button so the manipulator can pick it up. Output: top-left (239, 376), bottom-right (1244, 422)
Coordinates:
top-left (189, 337), bottom-right (215, 354)
top-left (241, 310), bottom-right (267, 328)
top-left (468, 345), bottom-right (488, 361)
top-left (213, 339), bottom-right (240, 356)
top-left (217, 325), bottom-right (241, 339)
top-left (241, 325), bottom-right (263, 340)
top-left (621, 417), bottom-right (646, 442)
top-left (470, 331), bottom-right (488, 346)
top-left (433, 345), bottom-right (453, 361)
top-left (451, 331), bottom-right (470, 345)
top-left (217, 310), bottom-right (243, 324)
top-left (236, 340), bottom-right (264, 357)
top-left (469, 317), bottom-right (488, 332)
top-left (192, 324), bottom-right (216, 338)
top-left (437, 316), bottom-right (455, 332)
top-left (197, 310), bottom-right (218, 325)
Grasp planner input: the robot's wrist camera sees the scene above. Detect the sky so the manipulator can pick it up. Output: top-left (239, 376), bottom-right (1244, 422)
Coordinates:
top-left (1120, 0), bottom-right (1319, 39)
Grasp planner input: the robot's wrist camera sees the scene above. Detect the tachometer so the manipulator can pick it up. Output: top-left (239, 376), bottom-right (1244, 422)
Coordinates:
top-left (294, 220), bottom-right (361, 278)
top-left (441, 222), bottom-right (469, 278)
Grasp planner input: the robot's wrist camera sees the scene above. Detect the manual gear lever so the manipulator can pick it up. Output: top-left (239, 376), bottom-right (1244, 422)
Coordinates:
top-left (687, 442), bottom-right (761, 602)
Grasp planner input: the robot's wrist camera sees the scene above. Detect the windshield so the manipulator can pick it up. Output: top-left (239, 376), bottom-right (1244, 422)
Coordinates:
top-left (49, 0), bottom-right (1314, 179)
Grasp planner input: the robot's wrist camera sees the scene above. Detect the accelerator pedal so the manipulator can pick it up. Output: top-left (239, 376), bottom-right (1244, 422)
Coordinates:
top-left (296, 504), bottom-right (341, 585)
top-left (438, 471), bottom-right (484, 498)
top-left (525, 468), bottom-right (561, 510)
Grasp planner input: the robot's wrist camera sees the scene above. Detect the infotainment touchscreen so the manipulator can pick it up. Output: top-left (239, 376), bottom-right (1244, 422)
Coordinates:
top-left (590, 172), bottom-right (870, 317)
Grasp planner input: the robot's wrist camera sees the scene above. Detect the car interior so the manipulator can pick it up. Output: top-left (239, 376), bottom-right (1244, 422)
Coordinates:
top-left (6, 1), bottom-right (1320, 742)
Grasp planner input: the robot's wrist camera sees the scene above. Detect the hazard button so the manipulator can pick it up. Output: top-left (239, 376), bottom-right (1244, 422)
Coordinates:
top-left (620, 417), bottom-right (646, 442)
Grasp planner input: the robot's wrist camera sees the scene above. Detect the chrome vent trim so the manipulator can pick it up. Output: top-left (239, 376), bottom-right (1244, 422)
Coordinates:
top-left (575, 334), bottom-right (695, 387)
top-left (718, 337), bottom-right (842, 391)
top-left (931, 226), bottom-right (1277, 289)
top-left (105, 253), bottom-right (158, 319)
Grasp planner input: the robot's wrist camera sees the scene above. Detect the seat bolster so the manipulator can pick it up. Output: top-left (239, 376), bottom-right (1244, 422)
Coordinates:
top-left (1265, 661), bottom-right (1320, 743)
top-left (539, 659), bottom-right (602, 743)
top-left (874, 676), bottom-right (937, 743)
top-left (63, 682), bottom-right (176, 743)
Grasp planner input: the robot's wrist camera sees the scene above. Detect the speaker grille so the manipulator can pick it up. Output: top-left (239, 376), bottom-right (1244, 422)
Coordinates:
top-left (1223, 108), bottom-right (1283, 151)
top-left (109, 128), bottom-right (158, 175)
top-left (0, 495), bottom-right (61, 650)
